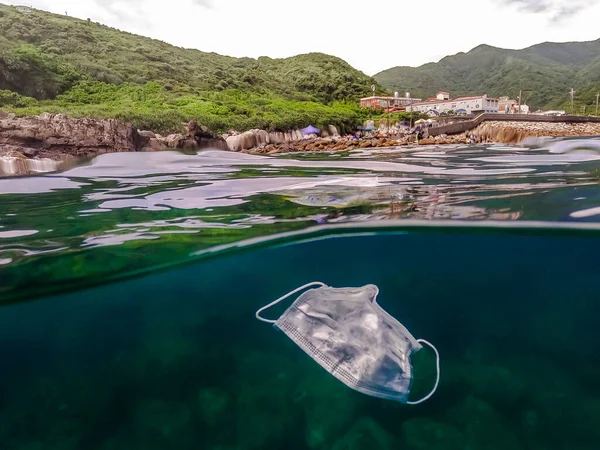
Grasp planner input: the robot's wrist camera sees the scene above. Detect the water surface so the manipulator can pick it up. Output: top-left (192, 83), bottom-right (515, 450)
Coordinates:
top-left (2, 138), bottom-right (600, 302)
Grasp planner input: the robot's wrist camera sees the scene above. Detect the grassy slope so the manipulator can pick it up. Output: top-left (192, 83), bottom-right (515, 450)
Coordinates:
top-left (375, 41), bottom-right (600, 111)
top-left (0, 3), bottom-right (384, 133)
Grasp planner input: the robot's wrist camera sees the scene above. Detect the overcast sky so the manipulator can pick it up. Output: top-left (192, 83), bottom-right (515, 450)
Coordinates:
top-left (14, 0), bottom-right (600, 75)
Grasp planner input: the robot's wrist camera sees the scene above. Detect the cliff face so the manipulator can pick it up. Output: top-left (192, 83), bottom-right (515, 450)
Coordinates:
top-left (0, 112), bottom-right (147, 158)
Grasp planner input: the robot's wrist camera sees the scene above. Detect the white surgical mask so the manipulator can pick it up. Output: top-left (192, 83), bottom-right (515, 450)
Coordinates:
top-left (256, 282), bottom-right (440, 404)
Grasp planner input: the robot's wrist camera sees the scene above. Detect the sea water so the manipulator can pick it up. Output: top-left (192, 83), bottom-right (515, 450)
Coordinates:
top-left (2, 139), bottom-right (600, 449)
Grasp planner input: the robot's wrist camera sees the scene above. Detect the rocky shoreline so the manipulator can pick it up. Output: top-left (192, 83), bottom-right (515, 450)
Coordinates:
top-left (3, 113), bottom-right (600, 175)
top-left (471, 121), bottom-right (600, 143)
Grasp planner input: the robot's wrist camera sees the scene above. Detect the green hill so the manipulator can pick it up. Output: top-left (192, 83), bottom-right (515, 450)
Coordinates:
top-left (0, 3), bottom-right (382, 133)
top-left (374, 41), bottom-right (600, 112)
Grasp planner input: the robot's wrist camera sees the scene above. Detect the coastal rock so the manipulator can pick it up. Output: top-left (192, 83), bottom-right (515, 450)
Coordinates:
top-left (0, 153), bottom-right (62, 175)
top-left (256, 130), bottom-right (269, 146)
top-left (227, 131), bottom-right (257, 152)
top-left (225, 128), bottom-right (309, 151)
top-left (471, 121), bottom-right (600, 143)
top-left (185, 120), bottom-right (229, 150)
top-left (0, 113), bottom-right (148, 158)
top-left (141, 137), bottom-right (167, 152)
top-left (164, 134), bottom-right (184, 148)
top-left (139, 130), bottom-right (156, 139)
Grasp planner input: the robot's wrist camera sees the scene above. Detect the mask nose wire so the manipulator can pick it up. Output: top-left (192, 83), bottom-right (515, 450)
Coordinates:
top-left (256, 282), bottom-right (327, 324)
top-left (407, 339), bottom-right (441, 405)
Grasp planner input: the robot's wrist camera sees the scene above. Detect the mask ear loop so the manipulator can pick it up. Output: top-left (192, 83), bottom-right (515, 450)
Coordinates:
top-left (256, 282), bottom-right (327, 324)
top-left (407, 339), bottom-right (440, 405)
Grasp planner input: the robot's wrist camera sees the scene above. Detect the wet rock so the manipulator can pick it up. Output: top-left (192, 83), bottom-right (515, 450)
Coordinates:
top-left (197, 388), bottom-right (231, 427)
top-left (186, 120), bottom-right (229, 150)
top-left (0, 149), bottom-right (61, 175)
top-left (443, 361), bottom-right (526, 411)
top-left (134, 399), bottom-right (192, 446)
top-left (401, 418), bottom-right (464, 450)
top-left (446, 396), bottom-right (523, 450)
top-left (332, 417), bottom-right (396, 450)
top-left (567, 398), bottom-right (600, 441)
top-left (234, 352), bottom-right (297, 450)
top-left (141, 137), bottom-right (167, 152)
top-left (293, 373), bottom-right (358, 449)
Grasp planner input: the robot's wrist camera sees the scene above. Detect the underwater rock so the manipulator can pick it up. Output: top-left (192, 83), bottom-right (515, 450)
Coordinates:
top-left (568, 398), bottom-right (600, 442)
top-left (446, 396), bottom-right (523, 450)
top-left (14, 442), bottom-right (45, 450)
top-left (401, 417), bottom-right (464, 450)
top-left (197, 387), bottom-right (231, 427)
top-left (332, 417), bottom-right (396, 450)
top-left (235, 383), bottom-right (295, 450)
top-left (134, 399), bottom-right (192, 444)
top-left (443, 361), bottom-right (526, 411)
top-left (293, 371), bottom-right (359, 449)
top-left (234, 352), bottom-right (298, 449)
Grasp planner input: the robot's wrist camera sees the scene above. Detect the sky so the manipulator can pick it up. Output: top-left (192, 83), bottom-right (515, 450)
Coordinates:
top-left (13, 0), bottom-right (600, 75)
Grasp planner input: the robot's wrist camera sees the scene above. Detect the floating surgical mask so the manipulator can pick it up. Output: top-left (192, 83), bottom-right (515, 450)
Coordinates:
top-left (256, 282), bottom-right (440, 404)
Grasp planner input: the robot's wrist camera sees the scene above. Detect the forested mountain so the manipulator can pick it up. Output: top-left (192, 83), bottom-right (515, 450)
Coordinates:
top-left (0, 3), bottom-right (381, 132)
top-left (375, 41), bottom-right (600, 111)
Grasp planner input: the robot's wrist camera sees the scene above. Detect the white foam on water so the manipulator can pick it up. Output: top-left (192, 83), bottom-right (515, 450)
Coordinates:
top-left (0, 230), bottom-right (38, 239)
top-left (571, 207), bottom-right (600, 219)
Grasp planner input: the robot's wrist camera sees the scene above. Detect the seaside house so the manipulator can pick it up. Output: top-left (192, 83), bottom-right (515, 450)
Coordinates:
top-left (406, 92), bottom-right (499, 116)
top-left (15, 5), bottom-right (33, 14)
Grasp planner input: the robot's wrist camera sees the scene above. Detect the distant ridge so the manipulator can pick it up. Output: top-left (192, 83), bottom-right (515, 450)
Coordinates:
top-left (374, 40), bottom-right (600, 110)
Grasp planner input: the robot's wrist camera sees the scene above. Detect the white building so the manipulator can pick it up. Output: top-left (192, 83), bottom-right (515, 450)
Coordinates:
top-left (360, 92), bottom-right (422, 110)
top-left (407, 92), bottom-right (499, 116)
top-left (15, 5), bottom-right (33, 14)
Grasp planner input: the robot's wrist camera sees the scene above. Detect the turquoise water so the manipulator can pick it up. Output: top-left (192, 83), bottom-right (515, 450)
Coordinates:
top-left (2, 139), bottom-right (600, 449)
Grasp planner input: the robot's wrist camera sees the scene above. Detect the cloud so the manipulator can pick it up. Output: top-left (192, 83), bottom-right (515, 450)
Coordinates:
top-left (91, 0), bottom-right (137, 22)
top-left (89, 0), bottom-right (211, 25)
top-left (192, 0), bottom-right (212, 7)
top-left (499, 0), bottom-right (594, 21)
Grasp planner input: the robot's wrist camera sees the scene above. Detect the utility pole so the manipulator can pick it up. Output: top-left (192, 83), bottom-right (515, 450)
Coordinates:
top-left (570, 88), bottom-right (576, 115)
top-left (387, 98), bottom-right (390, 134)
top-left (596, 92), bottom-right (599, 116)
top-left (518, 89), bottom-right (522, 114)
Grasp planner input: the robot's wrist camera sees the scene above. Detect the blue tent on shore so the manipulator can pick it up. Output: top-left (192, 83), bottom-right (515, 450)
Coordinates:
top-left (301, 125), bottom-right (321, 135)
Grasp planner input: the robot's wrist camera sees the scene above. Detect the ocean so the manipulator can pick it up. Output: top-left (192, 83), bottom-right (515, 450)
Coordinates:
top-left (1, 138), bottom-right (600, 449)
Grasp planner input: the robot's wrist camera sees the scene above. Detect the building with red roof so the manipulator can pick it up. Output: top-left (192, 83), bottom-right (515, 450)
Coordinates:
top-left (407, 92), bottom-right (499, 116)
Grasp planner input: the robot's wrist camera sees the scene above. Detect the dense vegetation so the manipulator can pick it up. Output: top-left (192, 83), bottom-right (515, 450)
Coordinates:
top-left (375, 42), bottom-right (600, 112)
top-left (0, 4), bottom-right (384, 133)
